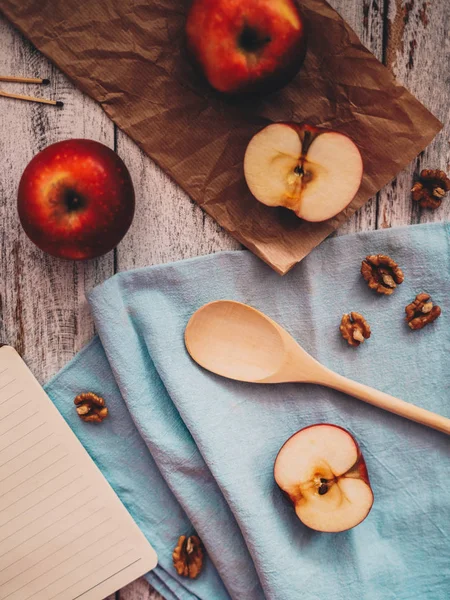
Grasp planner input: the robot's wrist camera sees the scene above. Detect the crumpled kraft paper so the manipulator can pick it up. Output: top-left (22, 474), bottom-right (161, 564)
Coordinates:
top-left (0, 0), bottom-right (442, 274)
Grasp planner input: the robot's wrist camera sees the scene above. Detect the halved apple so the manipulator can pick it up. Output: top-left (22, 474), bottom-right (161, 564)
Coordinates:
top-left (274, 424), bottom-right (373, 532)
top-left (244, 123), bottom-right (363, 221)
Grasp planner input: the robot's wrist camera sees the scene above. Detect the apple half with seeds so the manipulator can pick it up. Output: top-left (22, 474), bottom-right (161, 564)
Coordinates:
top-left (274, 424), bottom-right (373, 532)
top-left (244, 123), bottom-right (363, 221)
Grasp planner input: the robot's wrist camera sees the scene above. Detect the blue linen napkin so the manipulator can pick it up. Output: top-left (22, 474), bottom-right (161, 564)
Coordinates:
top-left (45, 222), bottom-right (450, 600)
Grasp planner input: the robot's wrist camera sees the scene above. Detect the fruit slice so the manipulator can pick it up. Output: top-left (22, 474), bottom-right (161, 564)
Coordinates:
top-left (274, 424), bottom-right (373, 532)
top-left (244, 123), bottom-right (363, 222)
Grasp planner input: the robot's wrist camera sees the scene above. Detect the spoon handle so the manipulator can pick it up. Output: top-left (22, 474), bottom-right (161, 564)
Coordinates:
top-left (319, 370), bottom-right (450, 435)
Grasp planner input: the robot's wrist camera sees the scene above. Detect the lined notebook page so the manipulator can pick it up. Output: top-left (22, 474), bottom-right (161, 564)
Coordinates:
top-left (0, 346), bottom-right (157, 600)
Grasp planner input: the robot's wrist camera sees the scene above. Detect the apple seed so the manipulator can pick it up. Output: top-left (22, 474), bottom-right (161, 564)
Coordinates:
top-left (318, 478), bottom-right (329, 495)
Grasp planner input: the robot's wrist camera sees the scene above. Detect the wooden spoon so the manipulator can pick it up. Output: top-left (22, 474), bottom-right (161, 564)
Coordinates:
top-left (185, 300), bottom-right (450, 435)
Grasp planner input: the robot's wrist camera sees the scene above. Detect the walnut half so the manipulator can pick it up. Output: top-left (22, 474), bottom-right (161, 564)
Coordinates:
top-left (340, 312), bottom-right (371, 347)
top-left (361, 254), bottom-right (404, 295)
top-left (405, 293), bottom-right (441, 330)
top-left (74, 392), bottom-right (108, 423)
top-left (411, 169), bottom-right (450, 210)
top-left (173, 535), bottom-right (204, 579)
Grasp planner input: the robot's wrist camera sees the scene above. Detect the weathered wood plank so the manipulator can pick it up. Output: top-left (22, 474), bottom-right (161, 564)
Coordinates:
top-left (377, 0), bottom-right (450, 228)
top-left (0, 14), bottom-right (122, 600)
top-left (114, 132), bottom-right (240, 273)
top-left (0, 16), bottom-right (115, 383)
top-left (118, 577), bottom-right (163, 600)
top-left (330, 0), bottom-right (385, 235)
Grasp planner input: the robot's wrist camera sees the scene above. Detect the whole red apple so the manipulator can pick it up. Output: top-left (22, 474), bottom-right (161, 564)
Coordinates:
top-left (186, 0), bottom-right (307, 95)
top-left (18, 139), bottom-right (135, 260)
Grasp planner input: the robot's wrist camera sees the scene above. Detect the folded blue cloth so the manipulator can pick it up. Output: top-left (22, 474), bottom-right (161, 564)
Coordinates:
top-left (46, 223), bottom-right (450, 600)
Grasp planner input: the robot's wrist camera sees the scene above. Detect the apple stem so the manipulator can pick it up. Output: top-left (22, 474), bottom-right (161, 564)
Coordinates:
top-left (300, 129), bottom-right (315, 155)
top-left (64, 190), bottom-right (84, 212)
top-left (238, 24), bottom-right (271, 53)
top-left (294, 165), bottom-right (304, 176)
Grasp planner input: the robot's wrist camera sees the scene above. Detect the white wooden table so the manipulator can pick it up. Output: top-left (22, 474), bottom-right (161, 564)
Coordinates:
top-left (0, 1), bottom-right (448, 599)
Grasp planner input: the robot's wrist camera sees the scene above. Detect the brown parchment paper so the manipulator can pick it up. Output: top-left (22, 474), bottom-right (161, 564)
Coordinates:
top-left (0, 0), bottom-right (442, 274)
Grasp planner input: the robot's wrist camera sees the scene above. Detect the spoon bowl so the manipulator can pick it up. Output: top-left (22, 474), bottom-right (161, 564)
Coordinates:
top-left (185, 301), bottom-right (287, 382)
top-left (185, 300), bottom-right (450, 435)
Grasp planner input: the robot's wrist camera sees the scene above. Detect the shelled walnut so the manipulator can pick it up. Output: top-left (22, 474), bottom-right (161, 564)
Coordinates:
top-left (411, 169), bottom-right (450, 209)
top-left (340, 312), bottom-right (371, 347)
top-left (405, 293), bottom-right (441, 330)
top-left (173, 535), bottom-right (204, 579)
top-left (74, 392), bottom-right (108, 423)
top-left (361, 254), bottom-right (404, 295)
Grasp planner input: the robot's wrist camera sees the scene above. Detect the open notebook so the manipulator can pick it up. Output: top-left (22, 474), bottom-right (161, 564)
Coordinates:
top-left (0, 345), bottom-right (157, 600)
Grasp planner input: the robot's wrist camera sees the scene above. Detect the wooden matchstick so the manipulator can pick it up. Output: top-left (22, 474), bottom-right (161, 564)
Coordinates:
top-left (0, 75), bottom-right (50, 85)
top-left (0, 90), bottom-right (63, 107)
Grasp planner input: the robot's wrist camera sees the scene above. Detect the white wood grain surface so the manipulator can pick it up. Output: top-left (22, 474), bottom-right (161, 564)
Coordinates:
top-left (0, 1), bottom-right (448, 598)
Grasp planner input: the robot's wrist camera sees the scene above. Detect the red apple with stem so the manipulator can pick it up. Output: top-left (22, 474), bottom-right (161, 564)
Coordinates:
top-left (18, 139), bottom-right (135, 260)
top-left (244, 123), bottom-right (364, 221)
top-left (274, 424), bottom-right (374, 532)
top-left (186, 0), bottom-right (307, 95)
